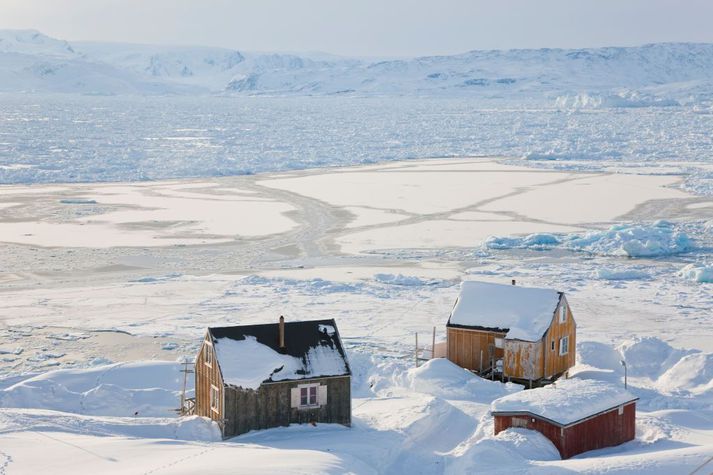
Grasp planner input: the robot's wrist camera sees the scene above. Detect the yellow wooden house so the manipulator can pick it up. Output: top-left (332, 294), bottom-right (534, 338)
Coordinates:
top-left (446, 280), bottom-right (576, 383)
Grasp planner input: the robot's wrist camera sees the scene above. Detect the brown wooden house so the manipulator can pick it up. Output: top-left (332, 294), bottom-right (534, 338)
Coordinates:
top-left (195, 317), bottom-right (351, 439)
top-left (446, 280), bottom-right (576, 384)
top-left (491, 379), bottom-right (638, 459)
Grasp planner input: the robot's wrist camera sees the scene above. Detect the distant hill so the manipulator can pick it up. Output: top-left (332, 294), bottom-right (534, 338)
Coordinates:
top-left (1, 29), bottom-right (713, 104)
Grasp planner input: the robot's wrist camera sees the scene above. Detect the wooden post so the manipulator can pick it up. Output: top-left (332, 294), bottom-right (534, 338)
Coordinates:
top-left (479, 350), bottom-right (483, 374)
top-left (180, 359), bottom-right (187, 413)
top-left (431, 326), bottom-right (436, 359)
top-left (415, 332), bottom-right (419, 368)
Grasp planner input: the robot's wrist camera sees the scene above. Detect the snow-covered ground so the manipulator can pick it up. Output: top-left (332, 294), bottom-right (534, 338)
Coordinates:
top-left (0, 158), bottom-right (712, 473)
top-left (1, 29), bottom-right (712, 472)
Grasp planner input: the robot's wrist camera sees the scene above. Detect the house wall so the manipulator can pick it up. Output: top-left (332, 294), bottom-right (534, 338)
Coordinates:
top-left (503, 340), bottom-right (543, 381)
top-left (561, 402), bottom-right (636, 459)
top-left (222, 375), bottom-right (351, 438)
top-left (494, 401), bottom-right (636, 459)
top-left (195, 335), bottom-right (224, 423)
top-left (446, 327), bottom-right (506, 373)
top-left (543, 297), bottom-right (577, 379)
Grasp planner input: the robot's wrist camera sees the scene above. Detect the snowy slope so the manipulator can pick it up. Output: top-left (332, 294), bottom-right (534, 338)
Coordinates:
top-left (2, 29), bottom-right (713, 98)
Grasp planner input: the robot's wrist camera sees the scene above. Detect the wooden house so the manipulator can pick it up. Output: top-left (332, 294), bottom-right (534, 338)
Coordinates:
top-left (446, 280), bottom-right (575, 384)
top-left (195, 317), bottom-right (351, 439)
top-left (491, 379), bottom-right (638, 459)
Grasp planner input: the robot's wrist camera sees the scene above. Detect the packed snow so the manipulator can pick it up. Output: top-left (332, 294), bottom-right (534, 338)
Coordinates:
top-left (449, 281), bottom-right (561, 341)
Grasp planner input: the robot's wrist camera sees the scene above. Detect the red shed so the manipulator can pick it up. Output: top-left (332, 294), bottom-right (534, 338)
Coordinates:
top-left (491, 379), bottom-right (637, 459)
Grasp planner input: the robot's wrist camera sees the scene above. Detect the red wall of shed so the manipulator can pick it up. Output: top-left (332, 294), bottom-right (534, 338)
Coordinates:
top-left (493, 402), bottom-right (636, 459)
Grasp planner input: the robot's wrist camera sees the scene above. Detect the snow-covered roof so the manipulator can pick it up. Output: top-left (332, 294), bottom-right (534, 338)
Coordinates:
top-left (447, 281), bottom-right (563, 341)
top-left (208, 319), bottom-right (350, 390)
top-left (490, 378), bottom-right (638, 426)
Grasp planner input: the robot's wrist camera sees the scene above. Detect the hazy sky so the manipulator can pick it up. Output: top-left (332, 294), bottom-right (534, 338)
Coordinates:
top-left (2, 0), bottom-right (713, 57)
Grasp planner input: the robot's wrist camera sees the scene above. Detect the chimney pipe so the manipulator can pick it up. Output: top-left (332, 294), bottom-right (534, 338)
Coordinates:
top-left (511, 279), bottom-right (516, 286)
top-left (279, 315), bottom-right (285, 349)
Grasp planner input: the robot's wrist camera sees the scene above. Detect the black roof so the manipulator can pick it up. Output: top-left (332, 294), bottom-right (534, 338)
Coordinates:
top-left (207, 318), bottom-right (351, 383)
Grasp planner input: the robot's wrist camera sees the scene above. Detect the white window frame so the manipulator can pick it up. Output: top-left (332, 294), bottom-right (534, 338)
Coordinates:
top-left (291, 383), bottom-right (327, 410)
top-left (204, 341), bottom-right (213, 367)
top-left (299, 383), bottom-right (319, 408)
top-left (210, 384), bottom-right (220, 414)
top-left (559, 336), bottom-right (569, 356)
top-left (559, 303), bottom-right (567, 323)
top-left (494, 338), bottom-right (504, 349)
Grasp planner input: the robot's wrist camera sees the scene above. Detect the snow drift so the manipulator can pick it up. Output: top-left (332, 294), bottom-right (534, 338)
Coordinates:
top-left (0, 361), bottom-right (184, 417)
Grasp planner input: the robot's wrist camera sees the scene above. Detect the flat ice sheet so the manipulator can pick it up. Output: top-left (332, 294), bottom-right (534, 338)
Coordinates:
top-left (0, 181), bottom-right (297, 247)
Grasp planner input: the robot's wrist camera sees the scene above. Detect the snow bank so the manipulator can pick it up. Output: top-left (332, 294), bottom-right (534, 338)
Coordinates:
top-left (595, 267), bottom-right (651, 280)
top-left (486, 222), bottom-right (693, 258)
top-left (405, 358), bottom-right (520, 402)
top-left (238, 275), bottom-right (362, 295)
top-left (618, 337), bottom-right (693, 379)
top-left (449, 428), bottom-right (561, 473)
top-left (577, 341), bottom-right (626, 372)
top-left (373, 273), bottom-right (442, 286)
top-left (491, 378), bottom-right (637, 426)
top-left (0, 361), bottom-right (183, 417)
top-left (0, 409), bottom-right (221, 441)
top-left (678, 263), bottom-right (713, 283)
top-left (657, 353), bottom-right (713, 396)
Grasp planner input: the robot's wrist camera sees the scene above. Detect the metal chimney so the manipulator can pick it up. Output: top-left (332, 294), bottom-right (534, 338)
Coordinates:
top-left (511, 279), bottom-right (516, 285)
top-left (279, 315), bottom-right (285, 349)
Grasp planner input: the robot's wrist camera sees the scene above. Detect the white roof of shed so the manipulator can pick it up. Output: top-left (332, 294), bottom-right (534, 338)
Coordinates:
top-left (490, 378), bottom-right (638, 426)
top-left (448, 281), bottom-right (562, 341)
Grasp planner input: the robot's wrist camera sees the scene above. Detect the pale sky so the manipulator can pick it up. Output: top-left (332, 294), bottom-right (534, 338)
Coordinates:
top-left (2, 0), bottom-right (712, 57)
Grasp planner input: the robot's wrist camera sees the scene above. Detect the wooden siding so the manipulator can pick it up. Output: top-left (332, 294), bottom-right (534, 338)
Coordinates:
top-left (494, 401), bottom-right (636, 459)
top-left (194, 334), bottom-right (224, 424)
top-left (222, 376), bottom-right (351, 438)
top-left (446, 327), bottom-right (505, 373)
top-left (503, 340), bottom-right (543, 380)
top-left (543, 296), bottom-right (577, 379)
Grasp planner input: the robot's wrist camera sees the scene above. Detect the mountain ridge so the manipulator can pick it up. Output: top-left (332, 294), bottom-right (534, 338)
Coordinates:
top-left (1, 29), bottom-right (713, 101)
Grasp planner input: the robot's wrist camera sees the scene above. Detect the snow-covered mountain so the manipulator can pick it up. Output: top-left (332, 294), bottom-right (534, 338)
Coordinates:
top-left (2, 29), bottom-right (713, 101)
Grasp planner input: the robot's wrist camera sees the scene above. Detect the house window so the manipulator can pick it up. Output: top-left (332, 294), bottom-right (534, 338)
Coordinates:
top-left (559, 336), bottom-right (569, 356)
top-left (210, 385), bottom-right (220, 413)
top-left (494, 338), bottom-right (503, 349)
top-left (291, 383), bottom-right (327, 409)
top-left (300, 384), bottom-right (318, 407)
top-left (512, 418), bottom-right (527, 428)
top-left (204, 342), bottom-right (213, 367)
top-left (559, 304), bottom-right (567, 323)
